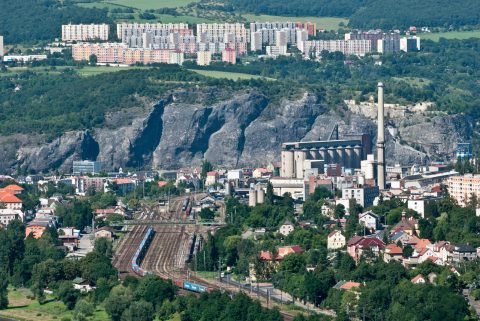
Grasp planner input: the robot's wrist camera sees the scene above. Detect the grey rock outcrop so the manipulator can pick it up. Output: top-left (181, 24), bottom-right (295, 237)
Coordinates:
top-left (0, 90), bottom-right (473, 174)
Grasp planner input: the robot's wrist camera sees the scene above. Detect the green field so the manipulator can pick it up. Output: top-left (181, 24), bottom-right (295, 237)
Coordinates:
top-left (242, 14), bottom-right (348, 31)
top-left (0, 66), bottom-right (150, 77)
top-left (420, 30), bottom-right (480, 41)
top-left (0, 288), bottom-right (109, 321)
top-left (189, 69), bottom-right (274, 81)
top-left (115, 13), bottom-right (215, 24)
top-left (107, 0), bottom-right (199, 10)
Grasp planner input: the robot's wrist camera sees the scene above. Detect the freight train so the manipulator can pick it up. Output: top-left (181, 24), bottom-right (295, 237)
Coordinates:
top-left (131, 227), bottom-right (155, 277)
top-left (182, 198), bottom-right (190, 211)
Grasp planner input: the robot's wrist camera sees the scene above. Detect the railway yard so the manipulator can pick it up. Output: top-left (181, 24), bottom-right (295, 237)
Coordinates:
top-left (113, 195), bottom-right (205, 278)
top-left (112, 195), bottom-right (300, 320)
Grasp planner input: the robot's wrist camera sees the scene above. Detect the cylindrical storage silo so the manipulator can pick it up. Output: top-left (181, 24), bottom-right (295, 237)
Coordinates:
top-left (319, 147), bottom-right (328, 163)
top-left (336, 147), bottom-right (346, 168)
top-left (249, 189), bottom-right (257, 207)
top-left (281, 150), bottom-right (295, 178)
top-left (345, 146), bottom-right (353, 169)
top-left (328, 147), bottom-right (336, 165)
top-left (354, 145), bottom-right (362, 169)
top-left (256, 185), bottom-right (265, 204)
top-left (295, 149), bottom-right (307, 179)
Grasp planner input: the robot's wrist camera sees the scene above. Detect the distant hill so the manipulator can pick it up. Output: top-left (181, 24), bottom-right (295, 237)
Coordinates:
top-left (0, 0), bottom-right (112, 43)
top-left (349, 0), bottom-right (480, 29)
top-left (223, 0), bottom-right (480, 29)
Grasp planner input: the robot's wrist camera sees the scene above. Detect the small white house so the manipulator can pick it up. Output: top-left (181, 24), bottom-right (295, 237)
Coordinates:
top-left (73, 277), bottom-right (95, 292)
top-left (278, 220), bottom-right (295, 236)
top-left (327, 230), bottom-right (346, 250)
top-left (359, 211), bottom-right (379, 231)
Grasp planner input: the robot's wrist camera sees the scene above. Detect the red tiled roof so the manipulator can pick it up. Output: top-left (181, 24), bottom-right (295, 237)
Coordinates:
top-left (2, 184), bottom-right (24, 192)
top-left (347, 236), bottom-right (363, 246)
top-left (414, 239), bottom-right (431, 252)
top-left (259, 251), bottom-right (273, 261)
top-left (0, 191), bottom-right (22, 203)
top-left (385, 244), bottom-right (403, 255)
top-left (357, 237), bottom-right (385, 250)
top-left (206, 171), bottom-right (218, 176)
top-left (339, 281), bottom-right (361, 290)
top-left (158, 181), bottom-right (168, 187)
top-left (115, 178), bottom-right (134, 185)
top-left (411, 274), bottom-right (425, 283)
top-left (328, 230), bottom-right (341, 238)
top-left (95, 209), bottom-right (116, 215)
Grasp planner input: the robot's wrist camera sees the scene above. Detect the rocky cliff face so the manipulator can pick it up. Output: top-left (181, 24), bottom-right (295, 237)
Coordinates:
top-left (0, 90), bottom-right (473, 174)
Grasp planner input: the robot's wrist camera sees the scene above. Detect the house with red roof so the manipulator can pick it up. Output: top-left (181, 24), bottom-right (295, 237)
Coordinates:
top-left (384, 244), bottom-right (404, 263)
top-left (0, 191), bottom-right (23, 210)
top-left (158, 181), bottom-right (169, 188)
top-left (347, 236), bottom-right (385, 262)
top-left (253, 168), bottom-right (273, 179)
top-left (411, 274), bottom-right (426, 284)
top-left (114, 178), bottom-right (136, 195)
top-left (259, 245), bottom-right (304, 262)
top-left (205, 171), bottom-right (219, 186)
top-left (1, 184), bottom-right (24, 195)
top-left (391, 215), bottom-right (418, 236)
top-left (334, 281), bottom-right (362, 291)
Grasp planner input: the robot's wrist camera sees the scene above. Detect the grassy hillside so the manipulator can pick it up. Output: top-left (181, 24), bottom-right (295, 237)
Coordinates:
top-left (242, 15), bottom-right (348, 31)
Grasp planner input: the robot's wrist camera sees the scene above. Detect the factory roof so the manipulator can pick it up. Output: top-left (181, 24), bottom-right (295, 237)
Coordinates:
top-left (282, 139), bottom-right (362, 150)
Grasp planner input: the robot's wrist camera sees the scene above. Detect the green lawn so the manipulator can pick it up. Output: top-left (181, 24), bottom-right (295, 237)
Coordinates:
top-left (115, 13), bottom-right (214, 24)
top-left (107, 0), bottom-right (199, 10)
top-left (0, 288), bottom-right (109, 321)
top-left (420, 30), bottom-right (480, 42)
top-left (76, 65), bottom-right (147, 76)
top-left (242, 14), bottom-right (348, 31)
top-left (189, 69), bottom-right (274, 81)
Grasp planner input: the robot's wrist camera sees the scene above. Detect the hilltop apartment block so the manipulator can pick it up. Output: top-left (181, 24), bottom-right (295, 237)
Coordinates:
top-left (62, 24), bottom-right (110, 42)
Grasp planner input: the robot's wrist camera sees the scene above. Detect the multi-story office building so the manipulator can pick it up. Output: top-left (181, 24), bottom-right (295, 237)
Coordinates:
top-left (73, 160), bottom-right (102, 175)
top-left (300, 39), bottom-right (372, 57)
top-left (345, 31), bottom-right (397, 50)
top-left (266, 45), bottom-right (287, 57)
top-left (446, 174), bottom-right (480, 207)
top-left (197, 23), bottom-right (248, 43)
top-left (250, 22), bottom-right (296, 33)
top-left (222, 48), bottom-right (236, 64)
top-left (342, 185), bottom-right (380, 208)
top-left (400, 36), bottom-right (421, 52)
top-left (72, 43), bottom-right (184, 65)
top-left (250, 31), bottom-right (263, 52)
top-left (197, 51), bottom-right (212, 66)
top-left (295, 22), bottom-right (316, 36)
top-left (296, 29), bottom-right (308, 47)
top-left (62, 24), bottom-right (110, 41)
top-left (117, 23), bottom-right (191, 43)
top-left (250, 22), bottom-right (299, 47)
top-left (377, 38), bottom-right (401, 53)
top-left (0, 36), bottom-right (4, 57)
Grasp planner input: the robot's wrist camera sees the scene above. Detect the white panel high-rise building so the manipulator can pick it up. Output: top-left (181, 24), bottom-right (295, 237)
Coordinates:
top-left (62, 24), bottom-right (110, 41)
top-left (251, 31), bottom-right (262, 52)
top-left (0, 36), bottom-right (4, 57)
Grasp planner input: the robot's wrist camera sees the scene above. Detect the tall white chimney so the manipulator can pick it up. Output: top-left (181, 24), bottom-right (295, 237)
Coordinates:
top-left (377, 82), bottom-right (386, 190)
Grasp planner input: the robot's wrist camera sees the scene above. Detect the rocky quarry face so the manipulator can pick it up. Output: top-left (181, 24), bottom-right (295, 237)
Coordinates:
top-left (0, 90), bottom-right (473, 174)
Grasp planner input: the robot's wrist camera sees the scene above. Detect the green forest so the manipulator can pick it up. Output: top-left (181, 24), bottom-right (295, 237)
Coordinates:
top-left (221, 0), bottom-right (480, 29)
top-left (0, 0), bottom-right (112, 43)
